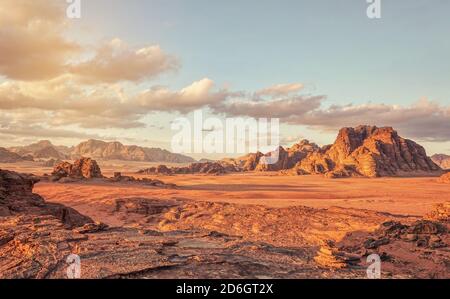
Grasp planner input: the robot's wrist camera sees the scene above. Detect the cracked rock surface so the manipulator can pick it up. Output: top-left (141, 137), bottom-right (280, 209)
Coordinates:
top-left (1, 169), bottom-right (448, 279)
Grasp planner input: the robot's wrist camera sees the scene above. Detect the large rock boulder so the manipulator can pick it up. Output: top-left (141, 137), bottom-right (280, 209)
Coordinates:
top-left (52, 158), bottom-right (103, 180)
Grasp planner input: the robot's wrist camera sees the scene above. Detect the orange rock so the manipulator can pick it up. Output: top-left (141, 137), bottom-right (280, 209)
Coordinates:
top-left (52, 157), bottom-right (103, 179)
top-left (437, 173), bottom-right (450, 183)
top-left (294, 126), bottom-right (441, 177)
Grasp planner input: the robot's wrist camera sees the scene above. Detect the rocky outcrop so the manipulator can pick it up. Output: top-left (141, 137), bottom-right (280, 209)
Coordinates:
top-left (34, 146), bottom-right (66, 160)
top-left (139, 162), bottom-right (240, 175)
top-left (362, 219), bottom-right (447, 250)
top-left (224, 126), bottom-right (440, 178)
top-left (8, 140), bottom-right (69, 160)
top-left (223, 139), bottom-right (321, 172)
top-left (431, 154), bottom-right (450, 170)
top-left (222, 152), bottom-right (265, 172)
top-left (51, 158), bottom-right (103, 181)
top-left (109, 172), bottom-right (176, 188)
top-left (292, 126), bottom-right (441, 178)
top-left (426, 202), bottom-right (450, 222)
top-left (313, 219), bottom-right (450, 276)
top-left (0, 169), bottom-right (92, 227)
top-left (314, 240), bottom-right (360, 269)
top-left (138, 165), bottom-right (174, 175)
top-left (0, 148), bottom-right (32, 163)
top-left (42, 159), bottom-right (63, 167)
top-left (71, 139), bottom-right (195, 163)
top-left (437, 172), bottom-right (450, 183)
top-left (8, 139), bottom-right (195, 163)
top-left (256, 140), bottom-right (320, 172)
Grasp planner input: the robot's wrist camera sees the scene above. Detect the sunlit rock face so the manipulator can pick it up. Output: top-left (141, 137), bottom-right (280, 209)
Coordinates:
top-left (292, 126), bottom-right (442, 178)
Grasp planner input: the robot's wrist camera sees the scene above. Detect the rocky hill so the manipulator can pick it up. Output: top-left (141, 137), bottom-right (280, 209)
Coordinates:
top-left (220, 140), bottom-right (320, 172)
top-left (293, 126), bottom-right (441, 178)
top-left (8, 140), bottom-right (70, 160)
top-left (225, 126), bottom-right (441, 178)
top-left (432, 154), bottom-right (450, 170)
top-left (0, 147), bottom-right (33, 163)
top-left (8, 139), bottom-right (195, 163)
top-left (139, 161), bottom-right (240, 175)
top-left (71, 139), bottom-right (195, 163)
top-left (51, 157), bottom-right (103, 180)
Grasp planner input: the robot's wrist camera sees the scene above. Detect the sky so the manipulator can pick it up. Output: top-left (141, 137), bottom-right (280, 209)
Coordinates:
top-left (0, 0), bottom-right (449, 159)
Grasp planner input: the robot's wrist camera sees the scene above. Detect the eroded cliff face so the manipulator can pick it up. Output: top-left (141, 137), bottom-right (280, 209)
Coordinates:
top-left (135, 126), bottom-right (440, 178)
top-left (0, 169), bottom-right (93, 227)
top-left (292, 126), bottom-right (441, 178)
top-left (218, 126), bottom-right (440, 178)
top-left (52, 158), bottom-right (103, 180)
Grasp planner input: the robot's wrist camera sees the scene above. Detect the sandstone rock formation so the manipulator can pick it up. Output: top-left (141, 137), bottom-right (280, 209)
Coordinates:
top-left (138, 127), bottom-right (441, 178)
top-left (437, 172), bottom-right (450, 183)
top-left (222, 152), bottom-right (265, 172)
top-left (8, 140), bottom-right (69, 160)
top-left (432, 154), bottom-right (450, 170)
top-left (8, 139), bottom-right (195, 163)
top-left (425, 202), bottom-right (450, 222)
top-left (109, 172), bottom-right (176, 188)
top-left (0, 169), bottom-right (93, 227)
top-left (138, 162), bottom-right (240, 175)
top-left (256, 140), bottom-right (320, 172)
top-left (51, 158), bottom-right (103, 181)
top-left (138, 165), bottom-right (175, 175)
top-left (0, 147), bottom-right (33, 163)
top-left (222, 139), bottom-right (321, 172)
top-left (316, 219), bottom-right (450, 276)
top-left (291, 126), bottom-right (441, 177)
top-left (42, 158), bottom-right (63, 167)
top-left (218, 126), bottom-right (441, 178)
top-left (314, 240), bottom-right (360, 269)
top-left (71, 139), bottom-right (195, 163)
top-left (294, 126), bottom-right (440, 177)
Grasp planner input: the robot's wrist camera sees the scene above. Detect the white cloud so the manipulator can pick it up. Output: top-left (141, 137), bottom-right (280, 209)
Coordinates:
top-left (256, 83), bottom-right (304, 97)
top-left (292, 98), bottom-right (450, 142)
top-left (70, 39), bottom-right (179, 84)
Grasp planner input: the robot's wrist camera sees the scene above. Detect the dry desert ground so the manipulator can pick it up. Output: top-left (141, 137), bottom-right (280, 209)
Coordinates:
top-left (1, 161), bottom-right (449, 279)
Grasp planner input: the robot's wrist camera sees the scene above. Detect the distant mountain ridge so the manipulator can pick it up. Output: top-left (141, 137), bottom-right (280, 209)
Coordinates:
top-left (71, 139), bottom-right (195, 163)
top-left (8, 141), bottom-right (71, 160)
top-left (0, 147), bottom-right (33, 163)
top-left (7, 139), bottom-right (196, 163)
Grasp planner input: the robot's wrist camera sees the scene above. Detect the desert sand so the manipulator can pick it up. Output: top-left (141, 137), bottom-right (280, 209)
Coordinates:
top-left (2, 160), bottom-right (448, 223)
top-left (1, 161), bottom-right (449, 279)
top-left (34, 173), bottom-right (448, 217)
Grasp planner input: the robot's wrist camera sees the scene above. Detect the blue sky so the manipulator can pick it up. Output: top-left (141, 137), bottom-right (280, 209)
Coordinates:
top-left (75, 0), bottom-right (450, 104)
